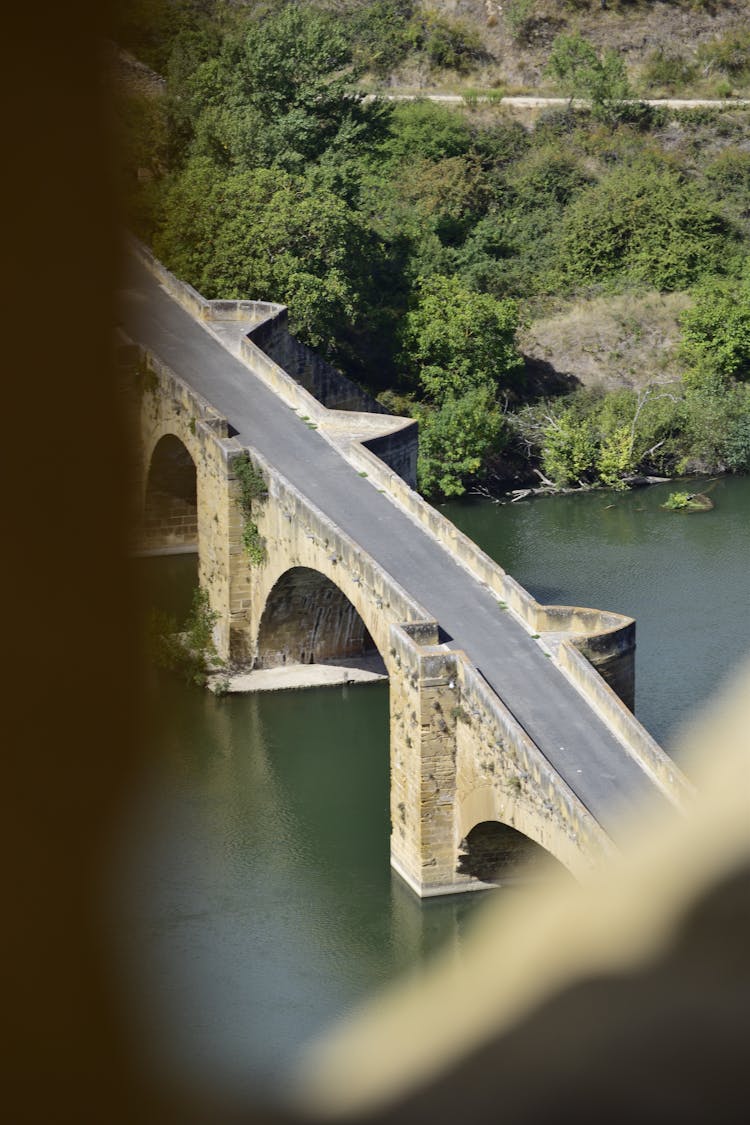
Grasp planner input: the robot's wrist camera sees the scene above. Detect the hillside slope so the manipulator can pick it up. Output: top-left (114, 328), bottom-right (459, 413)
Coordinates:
top-left (362, 0), bottom-right (750, 98)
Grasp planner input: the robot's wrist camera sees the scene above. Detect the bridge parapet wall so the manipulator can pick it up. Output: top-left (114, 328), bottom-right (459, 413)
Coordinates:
top-left (344, 437), bottom-right (634, 655)
top-left (338, 436), bottom-right (677, 744)
top-left (388, 622), bottom-right (614, 897)
top-left (248, 314), bottom-right (388, 415)
top-left (132, 238), bottom-right (418, 487)
top-left (557, 642), bottom-right (694, 806)
top-left (246, 446), bottom-right (437, 666)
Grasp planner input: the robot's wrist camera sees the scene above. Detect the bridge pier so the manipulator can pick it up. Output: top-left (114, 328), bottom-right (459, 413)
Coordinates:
top-left (123, 248), bottom-right (691, 898)
top-left (387, 621), bottom-right (620, 895)
top-left (389, 625), bottom-right (469, 896)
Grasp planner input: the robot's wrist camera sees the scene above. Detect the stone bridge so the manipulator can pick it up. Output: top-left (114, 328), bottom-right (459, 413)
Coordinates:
top-left (119, 242), bottom-right (691, 897)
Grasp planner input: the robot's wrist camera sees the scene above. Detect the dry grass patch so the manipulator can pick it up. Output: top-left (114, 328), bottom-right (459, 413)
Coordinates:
top-left (519, 291), bottom-right (693, 390)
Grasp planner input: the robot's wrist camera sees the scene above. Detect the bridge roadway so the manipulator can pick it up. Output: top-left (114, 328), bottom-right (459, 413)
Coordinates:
top-left (120, 251), bottom-right (670, 839)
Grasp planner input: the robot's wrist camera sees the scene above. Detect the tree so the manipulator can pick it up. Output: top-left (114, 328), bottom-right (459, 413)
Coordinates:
top-left (680, 376), bottom-right (750, 472)
top-left (680, 274), bottom-right (750, 383)
top-left (540, 409), bottom-right (597, 487)
top-left (555, 163), bottom-right (732, 292)
top-left (400, 275), bottom-right (523, 402)
top-left (399, 276), bottom-right (521, 495)
top-left (381, 101), bottom-right (473, 166)
top-left (417, 385), bottom-right (506, 497)
top-left (345, 0), bottom-right (417, 77)
top-left (546, 32), bottom-right (631, 123)
top-left (166, 5), bottom-right (388, 175)
top-left (233, 5), bottom-right (381, 172)
top-left (154, 159), bottom-right (375, 356)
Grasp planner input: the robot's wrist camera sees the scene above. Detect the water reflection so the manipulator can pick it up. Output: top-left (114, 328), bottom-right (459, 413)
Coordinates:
top-left (122, 558), bottom-right (490, 1099)
top-left (123, 476), bottom-right (750, 1096)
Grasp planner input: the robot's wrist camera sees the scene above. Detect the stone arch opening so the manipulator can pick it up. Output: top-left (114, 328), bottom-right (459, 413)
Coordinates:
top-left (143, 434), bottom-right (198, 553)
top-left (256, 567), bottom-right (383, 671)
top-left (457, 820), bottom-right (563, 885)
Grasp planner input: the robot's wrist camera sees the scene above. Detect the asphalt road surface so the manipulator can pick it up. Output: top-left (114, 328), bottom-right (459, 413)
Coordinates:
top-left (119, 251), bottom-right (672, 838)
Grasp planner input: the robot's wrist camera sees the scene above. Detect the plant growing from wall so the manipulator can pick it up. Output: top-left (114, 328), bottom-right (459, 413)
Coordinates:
top-left (233, 452), bottom-right (268, 565)
top-left (148, 586), bottom-right (223, 687)
top-left (135, 355), bottom-right (158, 396)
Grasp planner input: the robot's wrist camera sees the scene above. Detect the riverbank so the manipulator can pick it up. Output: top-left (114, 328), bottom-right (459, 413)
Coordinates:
top-left (209, 653), bottom-right (388, 694)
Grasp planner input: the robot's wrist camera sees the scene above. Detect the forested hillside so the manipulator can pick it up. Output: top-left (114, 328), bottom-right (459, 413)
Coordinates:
top-left (113, 1), bottom-right (750, 496)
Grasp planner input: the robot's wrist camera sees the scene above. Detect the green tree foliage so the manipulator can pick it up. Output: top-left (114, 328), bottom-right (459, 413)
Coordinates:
top-left (113, 0), bottom-right (216, 73)
top-left (416, 385), bottom-right (506, 497)
top-left (704, 148), bottom-right (750, 216)
top-left (398, 275), bottom-right (521, 495)
top-left (546, 32), bottom-right (631, 123)
top-left (345, 0), bottom-right (418, 77)
top-left (381, 101), bottom-right (473, 165)
top-left (680, 274), bottom-right (750, 382)
top-left (680, 376), bottom-right (750, 472)
top-left (555, 164), bottom-right (733, 291)
top-left (401, 275), bottom-right (523, 403)
top-left (154, 159), bottom-right (376, 354)
top-left (539, 408), bottom-right (598, 486)
top-left (167, 4), bottom-right (388, 174)
top-left (118, 0), bottom-right (750, 497)
top-left (233, 6), bottom-right (360, 170)
top-left (515, 385), bottom-right (691, 488)
top-left (396, 154), bottom-right (489, 245)
top-left (419, 11), bottom-right (484, 73)
top-left (148, 586), bottom-right (222, 686)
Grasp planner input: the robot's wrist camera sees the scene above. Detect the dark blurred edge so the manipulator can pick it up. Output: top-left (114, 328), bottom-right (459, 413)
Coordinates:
top-left (5, 2), bottom-right (201, 1121)
top-left (5, 3), bottom-right (748, 1124)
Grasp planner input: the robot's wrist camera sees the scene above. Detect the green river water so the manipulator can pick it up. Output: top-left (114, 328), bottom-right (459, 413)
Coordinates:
top-left (121, 474), bottom-right (749, 1102)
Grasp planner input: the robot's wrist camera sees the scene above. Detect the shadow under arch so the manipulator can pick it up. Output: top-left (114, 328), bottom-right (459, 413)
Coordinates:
top-left (458, 820), bottom-right (567, 886)
top-left (256, 565), bottom-right (386, 671)
top-left (143, 433), bottom-right (198, 553)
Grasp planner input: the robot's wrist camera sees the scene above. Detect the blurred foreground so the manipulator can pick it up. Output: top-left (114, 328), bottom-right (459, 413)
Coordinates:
top-left (6, 4), bottom-right (748, 1122)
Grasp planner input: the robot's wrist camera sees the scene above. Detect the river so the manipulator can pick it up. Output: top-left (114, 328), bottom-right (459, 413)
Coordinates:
top-left (119, 474), bottom-right (749, 1102)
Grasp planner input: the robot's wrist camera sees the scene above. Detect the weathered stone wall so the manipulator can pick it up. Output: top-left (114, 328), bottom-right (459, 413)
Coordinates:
top-left (250, 314), bottom-right (387, 415)
top-left (453, 654), bottom-right (613, 883)
top-left (127, 244), bottom-right (691, 898)
top-left (363, 430), bottom-right (418, 495)
top-left (255, 567), bottom-right (376, 667)
top-left (246, 453), bottom-right (434, 668)
top-left (140, 433), bottom-right (198, 552)
top-left (141, 490), bottom-right (197, 552)
top-left (131, 239), bottom-right (418, 487)
top-left (124, 343), bottom-right (249, 659)
top-left (388, 625), bottom-right (460, 895)
top-left (557, 641), bottom-right (693, 805)
top-left (387, 622), bottom-right (614, 897)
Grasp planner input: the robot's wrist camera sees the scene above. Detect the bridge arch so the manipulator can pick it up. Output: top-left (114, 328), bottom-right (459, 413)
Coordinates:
top-left (256, 566), bottom-right (381, 669)
top-left (457, 784), bottom-right (575, 883)
top-left (142, 432), bottom-right (199, 554)
top-left (457, 820), bottom-right (564, 884)
top-left (250, 537), bottom-right (402, 677)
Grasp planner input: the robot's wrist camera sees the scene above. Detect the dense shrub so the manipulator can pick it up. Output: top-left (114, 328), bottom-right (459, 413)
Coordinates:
top-left (117, 0), bottom-right (750, 495)
top-left (640, 49), bottom-right (698, 94)
top-left (680, 275), bottom-right (750, 381)
top-left (554, 164), bottom-right (733, 291)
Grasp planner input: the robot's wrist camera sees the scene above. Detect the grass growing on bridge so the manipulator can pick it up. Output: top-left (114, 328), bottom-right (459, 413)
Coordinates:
top-left (234, 453), bottom-right (268, 566)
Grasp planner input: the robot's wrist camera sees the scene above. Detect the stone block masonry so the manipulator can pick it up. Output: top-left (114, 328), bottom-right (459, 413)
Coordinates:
top-left (123, 244), bottom-right (692, 897)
